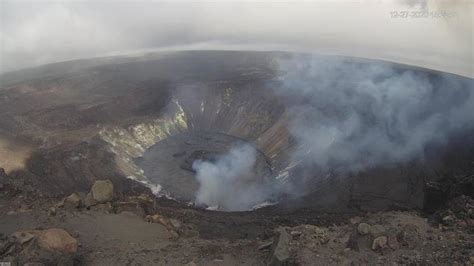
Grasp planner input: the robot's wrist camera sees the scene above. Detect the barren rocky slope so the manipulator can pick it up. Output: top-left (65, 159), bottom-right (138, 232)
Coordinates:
top-left (1, 176), bottom-right (473, 265)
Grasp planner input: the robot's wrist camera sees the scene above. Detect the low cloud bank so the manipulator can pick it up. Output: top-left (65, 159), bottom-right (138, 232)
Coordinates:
top-left (1, 1), bottom-right (472, 77)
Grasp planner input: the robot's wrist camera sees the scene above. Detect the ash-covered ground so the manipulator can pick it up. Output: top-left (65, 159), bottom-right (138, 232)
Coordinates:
top-left (0, 51), bottom-right (473, 265)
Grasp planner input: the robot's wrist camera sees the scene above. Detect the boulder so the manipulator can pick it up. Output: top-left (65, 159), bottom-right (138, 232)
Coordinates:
top-left (4, 229), bottom-right (78, 265)
top-left (91, 180), bottom-right (114, 203)
top-left (357, 223), bottom-right (371, 235)
top-left (272, 228), bottom-right (290, 265)
top-left (37, 228), bottom-right (77, 254)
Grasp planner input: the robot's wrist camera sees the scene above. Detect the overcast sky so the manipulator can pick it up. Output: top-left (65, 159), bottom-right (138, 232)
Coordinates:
top-left (0, 0), bottom-right (472, 77)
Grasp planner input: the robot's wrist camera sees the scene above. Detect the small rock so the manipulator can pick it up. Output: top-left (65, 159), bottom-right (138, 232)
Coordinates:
top-left (146, 214), bottom-right (173, 230)
top-left (357, 223), bottom-right (371, 235)
top-left (63, 193), bottom-right (82, 209)
top-left (290, 230), bottom-right (302, 238)
top-left (169, 218), bottom-right (182, 229)
top-left (7, 210), bottom-right (16, 215)
top-left (372, 236), bottom-right (388, 250)
top-left (48, 207), bottom-right (56, 216)
top-left (258, 240), bottom-right (274, 250)
top-left (350, 216), bottom-right (362, 224)
top-left (37, 228), bottom-right (78, 254)
top-left (272, 228), bottom-right (290, 265)
top-left (145, 214), bottom-right (161, 223)
top-left (84, 192), bottom-right (96, 208)
top-left (442, 215), bottom-right (455, 226)
top-left (91, 180), bottom-right (114, 203)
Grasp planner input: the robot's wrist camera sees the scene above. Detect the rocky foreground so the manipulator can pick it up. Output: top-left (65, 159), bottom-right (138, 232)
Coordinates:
top-left (0, 169), bottom-right (473, 265)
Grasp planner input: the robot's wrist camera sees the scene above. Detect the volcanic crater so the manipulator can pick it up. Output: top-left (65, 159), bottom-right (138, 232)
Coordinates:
top-left (0, 51), bottom-right (473, 214)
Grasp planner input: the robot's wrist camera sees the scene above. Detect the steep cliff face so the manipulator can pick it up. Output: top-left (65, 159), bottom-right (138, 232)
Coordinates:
top-left (0, 51), bottom-right (472, 212)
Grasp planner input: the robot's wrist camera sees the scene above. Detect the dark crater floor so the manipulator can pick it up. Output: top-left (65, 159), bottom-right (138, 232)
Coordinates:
top-left (139, 131), bottom-right (272, 202)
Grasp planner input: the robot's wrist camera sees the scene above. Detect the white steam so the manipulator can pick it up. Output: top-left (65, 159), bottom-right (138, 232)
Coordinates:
top-left (192, 55), bottom-right (474, 208)
top-left (192, 144), bottom-right (272, 211)
top-left (276, 55), bottom-right (474, 176)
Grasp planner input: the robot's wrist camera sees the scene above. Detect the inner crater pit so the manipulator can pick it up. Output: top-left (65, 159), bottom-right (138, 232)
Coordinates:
top-left (138, 131), bottom-right (273, 206)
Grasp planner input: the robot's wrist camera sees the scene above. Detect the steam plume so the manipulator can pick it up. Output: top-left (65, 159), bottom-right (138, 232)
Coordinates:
top-left (276, 55), bottom-right (474, 177)
top-left (192, 144), bottom-right (273, 211)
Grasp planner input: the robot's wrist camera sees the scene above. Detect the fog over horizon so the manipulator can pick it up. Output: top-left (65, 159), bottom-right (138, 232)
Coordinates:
top-left (1, 0), bottom-right (472, 77)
